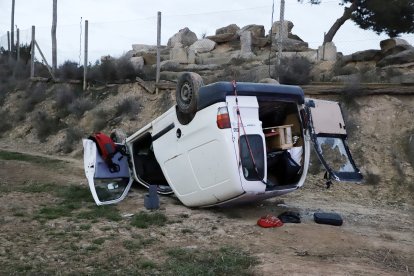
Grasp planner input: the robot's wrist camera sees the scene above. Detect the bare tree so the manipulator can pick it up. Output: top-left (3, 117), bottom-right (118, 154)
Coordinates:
top-left (51, 0), bottom-right (57, 75)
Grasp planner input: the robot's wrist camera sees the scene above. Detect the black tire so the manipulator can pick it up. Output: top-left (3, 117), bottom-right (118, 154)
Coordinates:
top-left (176, 72), bottom-right (203, 116)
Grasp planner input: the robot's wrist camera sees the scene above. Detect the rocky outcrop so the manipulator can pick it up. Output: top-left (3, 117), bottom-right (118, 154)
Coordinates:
top-left (130, 57), bottom-right (144, 71)
top-left (208, 24), bottom-right (240, 44)
top-left (318, 42), bottom-right (337, 61)
top-left (216, 24), bottom-right (240, 35)
top-left (168, 28), bottom-right (198, 48)
top-left (380, 38), bottom-right (411, 53)
top-left (239, 25), bottom-right (265, 38)
top-left (189, 39), bottom-right (216, 53)
top-left (377, 49), bottom-right (414, 67)
top-left (239, 31), bottom-right (255, 59)
top-left (342, 49), bottom-right (382, 63)
top-left (271, 21), bottom-right (294, 38)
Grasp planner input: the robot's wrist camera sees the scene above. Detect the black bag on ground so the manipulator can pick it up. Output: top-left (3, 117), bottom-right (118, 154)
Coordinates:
top-left (278, 211), bottom-right (301, 223)
top-left (313, 212), bottom-right (343, 226)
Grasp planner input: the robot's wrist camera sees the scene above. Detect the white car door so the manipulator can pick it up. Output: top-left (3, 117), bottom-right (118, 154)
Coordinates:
top-left (83, 139), bottom-right (133, 205)
top-left (306, 99), bottom-right (363, 182)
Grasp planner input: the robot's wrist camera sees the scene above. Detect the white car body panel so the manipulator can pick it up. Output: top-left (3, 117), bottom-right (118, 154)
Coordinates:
top-left (83, 81), bottom-right (361, 208)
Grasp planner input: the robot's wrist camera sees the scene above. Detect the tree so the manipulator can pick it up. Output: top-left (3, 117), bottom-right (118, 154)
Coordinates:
top-left (300, 0), bottom-right (414, 44)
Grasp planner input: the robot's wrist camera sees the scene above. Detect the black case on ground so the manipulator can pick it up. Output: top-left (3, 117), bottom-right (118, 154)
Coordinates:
top-left (313, 212), bottom-right (343, 226)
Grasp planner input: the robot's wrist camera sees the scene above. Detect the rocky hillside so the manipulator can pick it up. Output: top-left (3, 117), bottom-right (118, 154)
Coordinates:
top-left (123, 22), bottom-right (414, 85)
top-left (0, 21), bottom-right (413, 203)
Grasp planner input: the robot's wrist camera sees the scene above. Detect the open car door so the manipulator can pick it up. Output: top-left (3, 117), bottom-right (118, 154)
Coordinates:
top-left (306, 99), bottom-right (363, 182)
top-left (83, 139), bottom-right (133, 205)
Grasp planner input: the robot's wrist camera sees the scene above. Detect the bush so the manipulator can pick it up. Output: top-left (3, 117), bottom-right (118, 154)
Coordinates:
top-left (115, 97), bottom-right (140, 117)
top-left (61, 127), bottom-right (83, 153)
top-left (68, 97), bottom-right (94, 118)
top-left (33, 111), bottom-right (62, 142)
top-left (116, 55), bottom-right (137, 80)
top-left (58, 61), bottom-right (83, 80)
top-left (0, 110), bottom-right (12, 134)
top-left (91, 109), bottom-right (108, 132)
top-left (100, 59), bottom-right (117, 83)
top-left (278, 56), bottom-right (311, 85)
top-left (339, 82), bottom-right (361, 110)
top-left (55, 86), bottom-right (77, 109)
top-left (21, 83), bottom-right (47, 112)
top-left (138, 65), bottom-right (156, 81)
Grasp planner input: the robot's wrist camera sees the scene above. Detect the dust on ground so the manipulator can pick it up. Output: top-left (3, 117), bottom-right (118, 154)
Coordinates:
top-left (0, 149), bottom-right (412, 275)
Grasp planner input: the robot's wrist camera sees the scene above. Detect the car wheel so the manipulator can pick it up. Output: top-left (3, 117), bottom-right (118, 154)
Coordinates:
top-left (176, 72), bottom-right (203, 118)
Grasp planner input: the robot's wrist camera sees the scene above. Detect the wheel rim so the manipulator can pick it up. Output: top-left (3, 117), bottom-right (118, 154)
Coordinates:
top-left (180, 82), bottom-right (192, 104)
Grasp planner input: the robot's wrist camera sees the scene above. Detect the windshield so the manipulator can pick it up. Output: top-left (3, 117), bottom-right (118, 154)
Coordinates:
top-left (316, 137), bottom-right (355, 173)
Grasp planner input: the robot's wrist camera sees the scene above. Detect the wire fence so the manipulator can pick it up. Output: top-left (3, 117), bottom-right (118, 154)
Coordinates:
top-left (0, 4), bottom-right (413, 77)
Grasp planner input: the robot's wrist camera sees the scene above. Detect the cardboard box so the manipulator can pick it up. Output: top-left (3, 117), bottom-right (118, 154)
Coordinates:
top-left (264, 125), bottom-right (293, 150)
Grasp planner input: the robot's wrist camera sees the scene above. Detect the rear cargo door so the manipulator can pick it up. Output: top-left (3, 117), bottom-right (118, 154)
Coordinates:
top-left (83, 139), bottom-right (133, 205)
top-left (306, 99), bottom-right (363, 182)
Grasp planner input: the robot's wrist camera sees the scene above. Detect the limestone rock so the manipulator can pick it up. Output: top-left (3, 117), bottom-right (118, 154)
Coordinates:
top-left (239, 24), bottom-right (265, 38)
top-left (130, 56), bottom-right (144, 71)
top-left (142, 53), bottom-right (157, 65)
top-left (401, 73), bottom-right (414, 85)
top-left (239, 31), bottom-right (255, 59)
top-left (377, 49), bottom-right (414, 67)
top-left (160, 60), bottom-right (181, 71)
top-left (318, 42), bottom-right (337, 61)
top-left (271, 20), bottom-right (294, 38)
top-left (259, 78), bottom-right (279, 84)
top-left (207, 33), bottom-right (239, 44)
top-left (380, 38), bottom-right (411, 53)
top-left (170, 46), bottom-right (188, 63)
top-left (252, 36), bottom-right (269, 48)
top-left (276, 37), bottom-right (309, 52)
top-left (216, 24), bottom-right (240, 35)
top-left (342, 49), bottom-right (382, 63)
top-left (132, 44), bottom-right (157, 52)
top-left (168, 27), bottom-right (198, 48)
top-left (190, 39), bottom-right (216, 53)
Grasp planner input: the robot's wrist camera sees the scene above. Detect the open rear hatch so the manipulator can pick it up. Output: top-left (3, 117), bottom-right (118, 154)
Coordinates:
top-left (306, 99), bottom-right (363, 182)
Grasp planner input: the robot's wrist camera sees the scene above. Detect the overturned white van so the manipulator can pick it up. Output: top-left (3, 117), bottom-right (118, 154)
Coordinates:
top-left (83, 72), bottom-right (362, 207)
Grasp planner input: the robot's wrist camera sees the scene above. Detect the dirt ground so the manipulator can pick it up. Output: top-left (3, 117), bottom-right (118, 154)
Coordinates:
top-left (0, 148), bottom-right (412, 275)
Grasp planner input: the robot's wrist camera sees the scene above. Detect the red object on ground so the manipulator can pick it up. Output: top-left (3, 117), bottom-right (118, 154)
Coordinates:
top-left (257, 215), bottom-right (284, 228)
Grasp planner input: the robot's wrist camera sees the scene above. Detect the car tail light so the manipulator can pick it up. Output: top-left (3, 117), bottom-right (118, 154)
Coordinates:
top-left (217, 107), bottom-right (231, 129)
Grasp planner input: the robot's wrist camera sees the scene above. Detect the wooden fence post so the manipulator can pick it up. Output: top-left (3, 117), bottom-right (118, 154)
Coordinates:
top-left (156, 11), bottom-right (161, 94)
top-left (30, 26), bottom-right (35, 78)
top-left (83, 20), bottom-right (88, 91)
top-left (16, 28), bottom-right (20, 62)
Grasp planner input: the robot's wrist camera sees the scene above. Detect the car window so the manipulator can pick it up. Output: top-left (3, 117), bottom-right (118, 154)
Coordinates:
top-left (240, 135), bottom-right (265, 181)
top-left (316, 137), bottom-right (355, 173)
